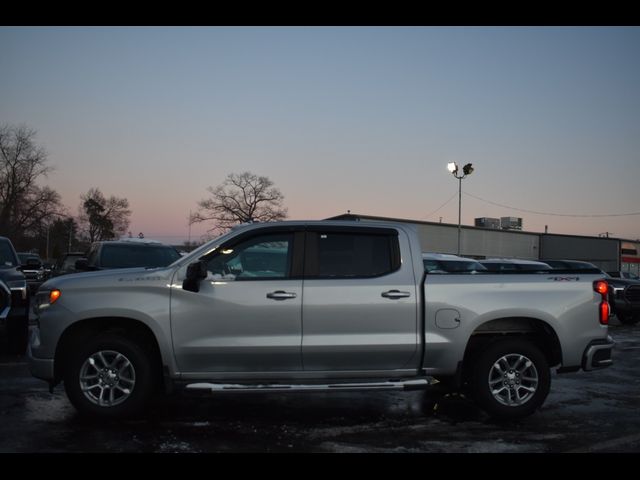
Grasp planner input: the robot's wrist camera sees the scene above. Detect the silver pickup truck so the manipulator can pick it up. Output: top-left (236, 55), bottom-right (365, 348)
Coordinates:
top-left (28, 220), bottom-right (614, 420)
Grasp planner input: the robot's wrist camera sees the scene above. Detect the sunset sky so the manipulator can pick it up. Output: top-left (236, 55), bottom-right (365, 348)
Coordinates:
top-left (2, 26), bottom-right (639, 243)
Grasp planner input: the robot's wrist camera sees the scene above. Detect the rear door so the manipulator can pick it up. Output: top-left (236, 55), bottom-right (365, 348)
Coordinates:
top-left (301, 226), bottom-right (419, 372)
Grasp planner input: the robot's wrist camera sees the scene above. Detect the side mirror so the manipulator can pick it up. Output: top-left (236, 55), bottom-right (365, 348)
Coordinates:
top-left (183, 261), bottom-right (208, 293)
top-left (75, 258), bottom-right (89, 271)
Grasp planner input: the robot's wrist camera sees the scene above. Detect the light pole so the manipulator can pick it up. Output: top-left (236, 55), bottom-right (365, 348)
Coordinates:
top-left (447, 162), bottom-right (474, 256)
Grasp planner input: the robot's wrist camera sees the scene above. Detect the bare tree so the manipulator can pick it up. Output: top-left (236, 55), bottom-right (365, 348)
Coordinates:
top-left (191, 171), bottom-right (288, 234)
top-left (78, 188), bottom-right (131, 242)
top-left (0, 124), bottom-right (63, 239)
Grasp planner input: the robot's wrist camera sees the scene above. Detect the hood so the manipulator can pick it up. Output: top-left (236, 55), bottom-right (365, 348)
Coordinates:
top-left (0, 267), bottom-right (27, 286)
top-left (40, 266), bottom-right (174, 291)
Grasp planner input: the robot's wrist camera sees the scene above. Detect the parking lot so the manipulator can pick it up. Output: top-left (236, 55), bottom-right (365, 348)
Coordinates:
top-left (0, 319), bottom-right (638, 453)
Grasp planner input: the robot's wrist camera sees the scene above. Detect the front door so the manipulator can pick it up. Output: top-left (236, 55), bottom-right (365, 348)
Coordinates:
top-left (170, 230), bottom-right (303, 374)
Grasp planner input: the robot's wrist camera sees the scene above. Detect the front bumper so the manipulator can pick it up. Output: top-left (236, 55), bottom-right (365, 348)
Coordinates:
top-left (27, 326), bottom-right (55, 381)
top-left (582, 336), bottom-right (614, 371)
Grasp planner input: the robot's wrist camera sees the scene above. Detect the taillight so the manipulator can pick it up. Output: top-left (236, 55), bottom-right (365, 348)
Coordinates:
top-left (593, 280), bottom-right (610, 325)
top-left (600, 301), bottom-right (610, 323)
top-left (594, 280), bottom-right (608, 296)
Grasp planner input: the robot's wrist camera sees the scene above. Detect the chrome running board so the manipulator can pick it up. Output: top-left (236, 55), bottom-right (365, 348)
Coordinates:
top-left (185, 378), bottom-right (434, 394)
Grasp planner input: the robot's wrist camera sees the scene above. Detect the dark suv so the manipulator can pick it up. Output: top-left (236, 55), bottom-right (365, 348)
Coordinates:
top-left (75, 239), bottom-right (181, 271)
top-left (17, 252), bottom-right (46, 293)
top-left (0, 237), bottom-right (30, 354)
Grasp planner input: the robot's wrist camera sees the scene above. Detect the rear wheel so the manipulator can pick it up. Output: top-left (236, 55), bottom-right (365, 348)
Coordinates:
top-left (63, 333), bottom-right (157, 419)
top-left (470, 338), bottom-right (550, 420)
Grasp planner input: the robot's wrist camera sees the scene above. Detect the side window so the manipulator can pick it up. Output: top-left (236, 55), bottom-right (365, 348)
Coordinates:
top-left (204, 233), bottom-right (293, 281)
top-left (0, 240), bottom-right (18, 267)
top-left (307, 231), bottom-right (399, 278)
top-left (423, 259), bottom-right (445, 273)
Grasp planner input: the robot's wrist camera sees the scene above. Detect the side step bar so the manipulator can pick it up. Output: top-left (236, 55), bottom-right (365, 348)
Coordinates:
top-left (185, 378), bottom-right (435, 394)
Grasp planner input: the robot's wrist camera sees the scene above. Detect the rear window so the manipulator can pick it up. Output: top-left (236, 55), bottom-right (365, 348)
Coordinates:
top-left (307, 231), bottom-right (400, 278)
top-left (99, 244), bottom-right (181, 268)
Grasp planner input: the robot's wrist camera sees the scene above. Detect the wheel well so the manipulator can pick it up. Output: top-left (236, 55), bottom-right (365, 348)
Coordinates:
top-left (461, 317), bottom-right (562, 382)
top-left (54, 317), bottom-right (164, 386)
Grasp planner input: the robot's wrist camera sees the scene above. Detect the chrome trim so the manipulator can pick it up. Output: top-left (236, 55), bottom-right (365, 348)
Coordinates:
top-left (8, 284), bottom-right (28, 300)
top-left (185, 378), bottom-right (433, 393)
top-left (0, 281), bottom-right (11, 319)
top-left (583, 336), bottom-right (614, 371)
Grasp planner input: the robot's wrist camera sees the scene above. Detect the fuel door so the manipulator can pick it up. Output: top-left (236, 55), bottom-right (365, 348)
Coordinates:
top-left (435, 309), bottom-right (461, 329)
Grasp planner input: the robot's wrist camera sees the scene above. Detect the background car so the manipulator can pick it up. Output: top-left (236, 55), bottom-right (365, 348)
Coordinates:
top-left (0, 237), bottom-right (29, 354)
top-left (17, 252), bottom-right (46, 293)
top-left (478, 258), bottom-right (552, 272)
top-left (51, 252), bottom-right (87, 277)
top-left (74, 238), bottom-right (182, 271)
top-left (608, 271), bottom-right (640, 281)
top-left (422, 253), bottom-right (487, 274)
top-left (542, 259), bottom-right (604, 272)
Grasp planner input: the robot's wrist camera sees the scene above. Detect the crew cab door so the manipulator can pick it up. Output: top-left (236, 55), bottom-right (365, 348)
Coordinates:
top-left (301, 226), bottom-right (419, 371)
top-left (170, 228), bottom-right (304, 374)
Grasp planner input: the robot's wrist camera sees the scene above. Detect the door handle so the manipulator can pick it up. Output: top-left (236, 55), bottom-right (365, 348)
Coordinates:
top-left (266, 291), bottom-right (297, 300)
top-left (381, 290), bottom-right (411, 299)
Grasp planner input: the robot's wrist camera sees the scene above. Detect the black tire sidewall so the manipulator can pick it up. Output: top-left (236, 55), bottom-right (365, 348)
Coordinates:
top-left (63, 333), bottom-right (155, 419)
top-left (471, 339), bottom-right (550, 420)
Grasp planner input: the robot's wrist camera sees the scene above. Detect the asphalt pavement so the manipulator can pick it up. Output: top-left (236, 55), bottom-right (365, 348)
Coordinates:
top-left (1, 319), bottom-right (639, 453)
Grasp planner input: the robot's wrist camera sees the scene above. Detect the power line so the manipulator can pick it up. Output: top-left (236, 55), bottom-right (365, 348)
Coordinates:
top-left (424, 190), bottom-right (458, 220)
top-left (464, 192), bottom-right (640, 218)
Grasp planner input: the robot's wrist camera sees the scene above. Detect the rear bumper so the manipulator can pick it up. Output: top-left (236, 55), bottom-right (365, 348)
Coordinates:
top-left (582, 336), bottom-right (614, 371)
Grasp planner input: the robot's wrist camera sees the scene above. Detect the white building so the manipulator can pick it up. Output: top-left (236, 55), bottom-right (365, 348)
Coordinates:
top-left (328, 212), bottom-right (630, 273)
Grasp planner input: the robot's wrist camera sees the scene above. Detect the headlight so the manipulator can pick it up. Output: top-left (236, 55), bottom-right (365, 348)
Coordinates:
top-left (35, 289), bottom-right (61, 311)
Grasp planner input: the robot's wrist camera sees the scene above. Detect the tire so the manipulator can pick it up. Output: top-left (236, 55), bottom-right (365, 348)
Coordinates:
top-left (63, 333), bottom-right (157, 419)
top-left (470, 338), bottom-right (550, 420)
top-left (616, 312), bottom-right (640, 325)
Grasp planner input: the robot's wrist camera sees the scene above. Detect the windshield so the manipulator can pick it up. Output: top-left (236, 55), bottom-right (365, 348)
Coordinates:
top-left (170, 225), bottom-right (257, 267)
top-left (100, 244), bottom-right (181, 268)
top-left (18, 253), bottom-right (40, 265)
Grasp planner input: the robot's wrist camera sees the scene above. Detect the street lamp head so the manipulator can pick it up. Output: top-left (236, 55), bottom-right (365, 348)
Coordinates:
top-left (462, 163), bottom-right (474, 176)
top-left (447, 162), bottom-right (458, 174)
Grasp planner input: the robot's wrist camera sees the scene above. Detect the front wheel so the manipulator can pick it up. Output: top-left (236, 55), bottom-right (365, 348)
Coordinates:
top-left (63, 333), bottom-right (157, 419)
top-left (470, 339), bottom-right (550, 420)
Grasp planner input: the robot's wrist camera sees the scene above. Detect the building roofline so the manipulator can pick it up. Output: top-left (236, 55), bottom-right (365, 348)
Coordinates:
top-left (326, 212), bottom-right (633, 243)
